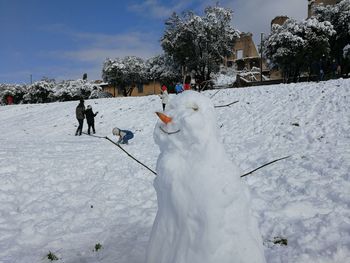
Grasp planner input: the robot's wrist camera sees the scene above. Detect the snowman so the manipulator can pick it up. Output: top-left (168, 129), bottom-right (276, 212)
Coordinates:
top-left (146, 90), bottom-right (266, 263)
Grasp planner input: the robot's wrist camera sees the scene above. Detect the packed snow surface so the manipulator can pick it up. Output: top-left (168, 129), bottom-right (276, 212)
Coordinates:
top-left (147, 91), bottom-right (265, 263)
top-left (213, 73), bottom-right (236, 86)
top-left (0, 79), bottom-right (349, 263)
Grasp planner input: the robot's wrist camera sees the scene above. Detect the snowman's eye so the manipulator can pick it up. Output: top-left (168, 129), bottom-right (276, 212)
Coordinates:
top-left (186, 103), bottom-right (199, 111)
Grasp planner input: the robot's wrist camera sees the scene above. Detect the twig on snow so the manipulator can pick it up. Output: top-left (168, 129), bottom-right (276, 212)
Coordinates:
top-left (105, 136), bottom-right (157, 175)
top-left (83, 132), bottom-right (157, 175)
top-left (214, 100), bottom-right (239, 108)
top-left (83, 133), bottom-right (290, 179)
top-left (210, 89), bottom-right (221, 99)
top-left (240, 155), bottom-right (291, 178)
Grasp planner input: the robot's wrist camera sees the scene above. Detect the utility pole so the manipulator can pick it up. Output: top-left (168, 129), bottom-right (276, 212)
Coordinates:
top-left (260, 32), bottom-right (264, 83)
top-left (30, 74), bottom-right (32, 84)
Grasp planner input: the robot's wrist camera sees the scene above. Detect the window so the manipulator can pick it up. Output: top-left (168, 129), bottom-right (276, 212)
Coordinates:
top-left (137, 84), bottom-right (143, 93)
top-left (236, 50), bottom-right (243, 59)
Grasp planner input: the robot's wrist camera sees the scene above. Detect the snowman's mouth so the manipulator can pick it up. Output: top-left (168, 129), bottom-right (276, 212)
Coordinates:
top-left (159, 126), bottom-right (180, 135)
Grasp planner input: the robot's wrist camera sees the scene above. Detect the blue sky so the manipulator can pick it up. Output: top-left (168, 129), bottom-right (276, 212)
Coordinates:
top-left (0, 0), bottom-right (306, 84)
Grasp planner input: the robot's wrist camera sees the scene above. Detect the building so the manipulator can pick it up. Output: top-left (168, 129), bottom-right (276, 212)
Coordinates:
top-left (226, 33), bottom-right (258, 68)
top-left (271, 16), bottom-right (289, 28)
top-left (228, 33), bottom-right (259, 63)
top-left (225, 32), bottom-right (269, 85)
top-left (100, 81), bottom-right (162, 97)
top-left (226, 32), bottom-right (268, 73)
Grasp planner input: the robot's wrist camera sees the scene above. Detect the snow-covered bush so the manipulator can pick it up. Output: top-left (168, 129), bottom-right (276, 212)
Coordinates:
top-left (211, 66), bottom-right (237, 87)
top-left (23, 81), bottom-right (55, 103)
top-left (88, 86), bottom-right (104, 99)
top-left (95, 91), bottom-right (113, 98)
top-left (0, 79), bottom-right (105, 105)
top-left (53, 79), bottom-right (96, 101)
top-left (0, 84), bottom-right (27, 104)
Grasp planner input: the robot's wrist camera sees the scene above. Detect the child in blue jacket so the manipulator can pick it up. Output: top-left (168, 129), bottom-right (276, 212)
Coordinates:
top-left (112, 127), bottom-right (134, 144)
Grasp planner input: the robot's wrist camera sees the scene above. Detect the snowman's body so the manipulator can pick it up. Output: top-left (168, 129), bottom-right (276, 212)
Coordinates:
top-left (146, 91), bottom-right (265, 263)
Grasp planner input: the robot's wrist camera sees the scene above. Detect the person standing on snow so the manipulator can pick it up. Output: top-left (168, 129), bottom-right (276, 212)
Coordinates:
top-left (85, 105), bottom-right (98, 135)
top-left (190, 77), bottom-right (196, 90)
top-left (336, 64), bottom-right (341, 77)
top-left (183, 75), bottom-right (191, 90)
top-left (183, 83), bottom-right (191, 90)
top-left (75, 98), bottom-right (85, 136)
top-left (112, 127), bottom-right (134, 144)
top-left (159, 85), bottom-right (169, 111)
top-left (175, 83), bottom-right (183, 94)
top-left (331, 60), bottom-right (337, 79)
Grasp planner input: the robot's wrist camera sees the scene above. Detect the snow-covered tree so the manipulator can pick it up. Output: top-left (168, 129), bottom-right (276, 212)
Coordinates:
top-left (102, 56), bottom-right (148, 96)
top-left (146, 54), bottom-right (181, 88)
top-left (23, 81), bottom-right (55, 103)
top-left (53, 79), bottom-right (96, 101)
top-left (102, 58), bottom-right (125, 86)
top-left (264, 19), bottom-right (305, 81)
top-left (300, 17), bottom-right (335, 74)
top-left (314, 0), bottom-right (350, 74)
top-left (161, 5), bottom-right (239, 86)
top-left (264, 18), bottom-right (334, 81)
top-left (314, 0), bottom-right (350, 60)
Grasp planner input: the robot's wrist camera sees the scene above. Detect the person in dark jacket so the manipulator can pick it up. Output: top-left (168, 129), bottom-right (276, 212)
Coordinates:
top-left (75, 98), bottom-right (85, 136)
top-left (85, 105), bottom-right (98, 134)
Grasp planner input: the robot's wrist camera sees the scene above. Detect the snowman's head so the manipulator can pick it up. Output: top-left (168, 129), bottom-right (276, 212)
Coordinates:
top-left (154, 91), bottom-right (218, 153)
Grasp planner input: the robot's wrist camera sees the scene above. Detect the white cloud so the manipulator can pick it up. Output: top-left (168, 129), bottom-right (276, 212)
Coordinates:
top-left (128, 0), bottom-right (190, 19)
top-left (62, 46), bottom-right (160, 63)
top-left (73, 31), bottom-right (159, 51)
top-left (61, 31), bottom-right (161, 63)
top-left (232, 0), bottom-right (306, 43)
top-left (36, 30), bottom-right (162, 81)
top-left (192, 0), bottom-right (307, 44)
top-left (37, 23), bottom-right (163, 62)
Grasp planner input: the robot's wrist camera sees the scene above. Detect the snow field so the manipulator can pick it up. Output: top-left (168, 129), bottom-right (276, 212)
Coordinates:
top-left (214, 80), bottom-right (350, 263)
top-left (0, 79), bottom-right (349, 262)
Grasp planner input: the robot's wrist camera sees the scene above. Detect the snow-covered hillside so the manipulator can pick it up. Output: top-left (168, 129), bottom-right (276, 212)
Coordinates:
top-left (0, 79), bottom-right (349, 263)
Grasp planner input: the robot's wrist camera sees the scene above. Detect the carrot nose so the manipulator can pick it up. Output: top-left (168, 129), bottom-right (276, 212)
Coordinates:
top-left (156, 112), bottom-right (172, 124)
